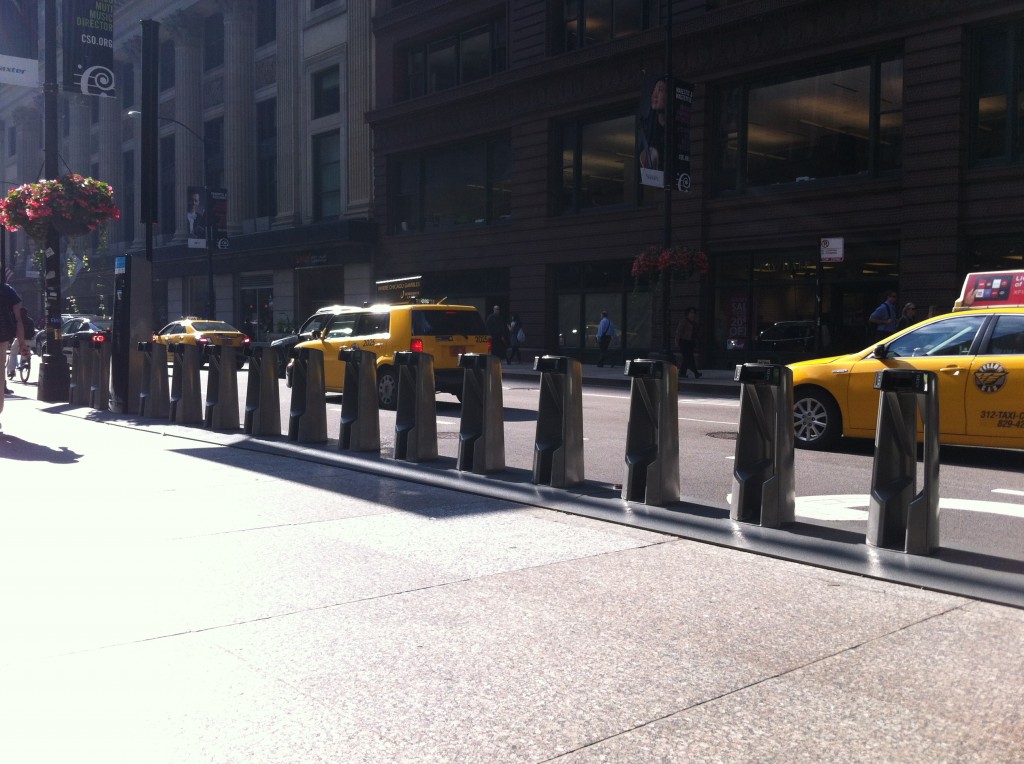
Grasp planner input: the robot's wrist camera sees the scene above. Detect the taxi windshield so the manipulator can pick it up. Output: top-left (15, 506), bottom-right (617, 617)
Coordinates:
top-left (885, 315), bottom-right (986, 358)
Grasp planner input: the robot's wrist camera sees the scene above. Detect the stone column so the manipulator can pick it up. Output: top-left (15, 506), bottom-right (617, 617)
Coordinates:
top-left (272, 0), bottom-right (299, 228)
top-left (167, 13), bottom-right (205, 241)
top-left (66, 94), bottom-right (92, 176)
top-left (218, 0), bottom-right (256, 233)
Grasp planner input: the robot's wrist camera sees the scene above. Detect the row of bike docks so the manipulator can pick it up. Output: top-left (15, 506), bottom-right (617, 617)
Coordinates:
top-left (69, 337), bottom-right (943, 557)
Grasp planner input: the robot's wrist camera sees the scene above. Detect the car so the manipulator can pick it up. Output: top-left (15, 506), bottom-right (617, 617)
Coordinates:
top-left (59, 316), bottom-right (113, 368)
top-left (789, 273), bottom-right (1024, 450)
top-left (152, 318), bottom-right (251, 370)
top-left (726, 321), bottom-right (830, 353)
top-left (269, 304), bottom-right (361, 378)
top-left (33, 313), bottom-right (97, 356)
top-left (289, 301), bottom-right (490, 409)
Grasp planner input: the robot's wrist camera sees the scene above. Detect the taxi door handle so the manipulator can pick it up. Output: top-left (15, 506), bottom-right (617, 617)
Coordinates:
top-left (939, 364), bottom-right (963, 375)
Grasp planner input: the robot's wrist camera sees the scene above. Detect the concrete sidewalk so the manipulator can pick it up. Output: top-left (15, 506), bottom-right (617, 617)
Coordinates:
top-left (1, 395), bottom-right (1022, 763)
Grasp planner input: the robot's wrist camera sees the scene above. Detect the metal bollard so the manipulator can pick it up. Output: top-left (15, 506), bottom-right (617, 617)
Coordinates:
top-left (243, 345), bottom-right (281, 436)
top-left (394, 350), bottom-right (437, 461)
top-left (204, 345), bottom-right (240, 430)
top-left (287, 347), bottom-right (328, 443)
top-left (456, 353), bottom-right (505, 473)
top-left (169, 343), bottom-right (203, 424)
top-left (338, 347), bottom-right (381, 452)
top-left (68, 337), bottom-right (94, 406)
top-left (729, 363), bottom-right (795, 528)
top-left (137, 342), bottom-right (170, 418)
top-left (622, 359), bottom-right (679, 506)
top-left (867, 369), bottom-right (940, 555)
top-left (88, 336), bottom-right (111, 411)
top-left (533, 355), bottom-right (584, 487)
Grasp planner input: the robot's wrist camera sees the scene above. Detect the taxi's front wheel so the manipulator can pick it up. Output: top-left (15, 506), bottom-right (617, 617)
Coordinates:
top-left (377, 366), bottom-right (398, 410)
top-left (793, 388), bottom-right (841, 450)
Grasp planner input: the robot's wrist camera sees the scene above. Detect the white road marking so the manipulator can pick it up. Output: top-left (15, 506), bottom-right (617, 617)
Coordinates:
top-left (993, 488), bottom-right (1024, 498)
top-left (681, 418), bottom-right (737, 426)
top-left (784, 494), bottom-right (1024, 522)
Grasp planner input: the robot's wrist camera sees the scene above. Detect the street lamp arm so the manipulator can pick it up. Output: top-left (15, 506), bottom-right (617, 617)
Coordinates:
top-left (127, 109), bottom-right (205, 146)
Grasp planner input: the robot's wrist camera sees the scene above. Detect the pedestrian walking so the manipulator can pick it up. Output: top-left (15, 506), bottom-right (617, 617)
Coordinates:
top-left (868, 291), bottom-right (899, 339)
top-left (507, 313), bottom-right (525, 364)
top-left (596, 310), bottom-right (616, 367)
top-left (6, 307), bottom-right (34, 380)
top-left (675, 307), bottom-right (702, 378)
top-left (485, 305), bottom-right (510, 360)
top-left (0, 279), bottom-right (26, 426)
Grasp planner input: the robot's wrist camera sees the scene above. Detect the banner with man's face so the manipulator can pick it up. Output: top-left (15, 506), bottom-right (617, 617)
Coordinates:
top-left (186, 186), bottom-right (207, 249)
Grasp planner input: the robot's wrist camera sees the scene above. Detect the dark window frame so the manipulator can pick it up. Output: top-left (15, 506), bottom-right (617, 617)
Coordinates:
top-left (553, 0), bottom-right (660, 54)
top-left (400, 17), bottom-right (507, 100)
top-left (313, 130), bottom-right (342, 221)
top-left (557, 107), bottom-right (641, 215)
top-left (312, 65), bottom-right (341, 119)
top-left (714, 52), bottom-right (903, 196)
top-left (970, 21), bottom-right (1024, 166)
top-left (388, 134), bottom-right (513, 234)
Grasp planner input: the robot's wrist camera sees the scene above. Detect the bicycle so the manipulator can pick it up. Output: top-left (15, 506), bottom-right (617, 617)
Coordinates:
top-left (16, 344), bottom-right (31, 383)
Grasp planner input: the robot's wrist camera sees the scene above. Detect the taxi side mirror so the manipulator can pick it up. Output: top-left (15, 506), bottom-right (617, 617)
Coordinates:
top-left (873, 344), bottom-right (889, 360)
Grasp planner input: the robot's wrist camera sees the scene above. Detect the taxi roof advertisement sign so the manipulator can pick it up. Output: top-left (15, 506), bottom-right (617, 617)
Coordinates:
top-left (954, 270), bottom-right (1024, 310)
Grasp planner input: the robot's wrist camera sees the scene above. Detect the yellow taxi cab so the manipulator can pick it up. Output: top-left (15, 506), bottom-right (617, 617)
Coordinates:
top-left (789, 270), bottom-right (1024, 450)
top-left (290, 301), bottom-right (490, 408)
top-left (153, 317), bottom-right (251, 369)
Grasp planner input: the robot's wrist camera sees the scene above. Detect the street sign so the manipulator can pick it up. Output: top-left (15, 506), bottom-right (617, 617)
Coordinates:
top-left (820, 237), bottom-right (844, 263)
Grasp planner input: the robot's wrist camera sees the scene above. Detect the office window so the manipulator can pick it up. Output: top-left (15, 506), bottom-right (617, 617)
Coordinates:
top-left (204, 118), bottom-right (224, 190)
top-left (160, 39), bottom-right (175, 91)
top-left (389, 136), bottom-right (512, 233)
top-left (559, 111), bottom-right (638, 213)
top-left (401, 18), bottom-right (506, 99)
top-left (312, 66), bottom-right (340, 118)
top-left (257, 0), bottom-right (276, 47)
top-left (971, 23), bottom-right (1024, 164)
top-left (256, 100), bottom-right (278, 218)
top-left (716, 55), bottom-right (902, 193)
top-left (204, 14), bottom-right (224, 71)
top-left (313, 130), bottom-right (341, 220)
top-left (554, 0), bottom-right (659, 54)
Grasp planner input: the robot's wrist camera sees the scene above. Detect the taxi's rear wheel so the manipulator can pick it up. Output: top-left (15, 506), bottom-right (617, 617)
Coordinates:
top-left (793, 388), bottom-right (841, 450)
top-left (377, 366), bottom-right (398, 410)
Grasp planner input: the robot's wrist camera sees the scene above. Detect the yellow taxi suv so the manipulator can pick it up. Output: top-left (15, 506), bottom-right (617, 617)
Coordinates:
top-left (289, 302), bottom-right (490, 409)
top-left (789, 271), bottom-right (1024, 451)
top-left (153, 318), bottom-right (251, 370)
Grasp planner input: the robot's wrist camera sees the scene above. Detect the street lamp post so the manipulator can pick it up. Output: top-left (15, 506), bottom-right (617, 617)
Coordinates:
top-left (127, 110), bottom-right (214, 318)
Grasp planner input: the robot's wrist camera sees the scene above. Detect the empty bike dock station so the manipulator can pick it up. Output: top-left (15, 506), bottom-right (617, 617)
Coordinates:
top-left (58, 345), bottom-right (1024, 609)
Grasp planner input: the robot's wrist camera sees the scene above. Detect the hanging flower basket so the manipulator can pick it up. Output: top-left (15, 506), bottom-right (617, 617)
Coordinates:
top-left (631, 244), bottom-right (709, 283)
top-left (0, 174), bottom-right (120, 242)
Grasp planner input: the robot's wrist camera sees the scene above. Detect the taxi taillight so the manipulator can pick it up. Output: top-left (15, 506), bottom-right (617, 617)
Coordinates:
top-left (196, 336), bottom-right (211, 345)
top-left (410, 338), bottom-right (424, 353)
top-left (91, 333), bottom-right (107, 344)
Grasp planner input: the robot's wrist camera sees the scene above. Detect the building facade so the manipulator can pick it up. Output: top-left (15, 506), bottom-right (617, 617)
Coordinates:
top-left (0, 0), bottom-right (373, 340)
top-left (369, 0), bottom-right (1024, 366)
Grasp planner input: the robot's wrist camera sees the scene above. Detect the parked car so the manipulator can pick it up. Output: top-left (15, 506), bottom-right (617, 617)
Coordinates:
top-left (33, 313), bottom-right (97, 356)
top-left (789, 301), bottom-right (1024, 450)
top-left (754, 320), bottom-right (828, 352)
top-left (152, 318), bottom-right (251, 369)
top-left (269, 304), bottom-right (360, 378)
top-left (289, 302), bottom-right (490, 409)
top-left (59, 317), bottom-right (113, 368)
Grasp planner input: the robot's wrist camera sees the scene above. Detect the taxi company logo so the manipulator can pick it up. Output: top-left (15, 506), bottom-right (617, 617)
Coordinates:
top-left (974, 362), bottom-right (1008, 393)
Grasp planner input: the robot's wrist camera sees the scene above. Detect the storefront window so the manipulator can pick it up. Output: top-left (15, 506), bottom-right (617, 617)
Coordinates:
top-left (554, 261), bottom-right (651, 357)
